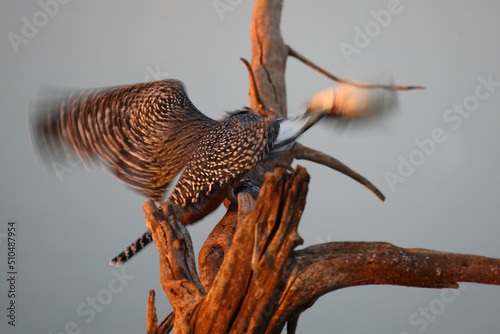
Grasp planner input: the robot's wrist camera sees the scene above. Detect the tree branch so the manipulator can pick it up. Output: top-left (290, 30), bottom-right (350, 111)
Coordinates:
top-left (291, 142), bottom-right (385, 201)
top-left (190, 167), bottom-right (308, 333)
top-left (269, 241), bottom-right (500, 328)
top-left (144, 200), bottom-right (206, 332)
top-left (145, 1), bottom-right (500, 333)
top-left (250, 0), bottom-right (288, 117)
top-left (147, 166), bottom-right (500, 333)
top-left (287, 45), bottom-right (424, 91)
top-left (240, 58), bottom-right (271, 117)
top-left (198, 209), bottom-right (238, 291)
top-left (147, 290), bottom-right (158, 334)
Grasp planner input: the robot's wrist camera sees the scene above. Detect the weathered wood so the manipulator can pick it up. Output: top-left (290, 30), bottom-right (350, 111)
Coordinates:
top-left (147, 290), bottom-right (158, 334)
top-left (225, 168), bottom-right (307, 333)
top-left (249, 0), bottom-right (288, 117)
top-left (144, 200), bottom-right (206, 333)
top-left (267, 242), bottom-right (500, 331)
top-left (287, 45), bottom-right (424, 90)
top-left (198, 210), bottom-right (238, 292)
top-left (246, 0), bottom-right (294, 188)
top-left (146, 166), bottom-right (500, 333)
top-left (146, 167), bottom-right (309, 333)
top-left (198, 179), bottom-right (262, 292)
top-left (143, 1), bottom-right (500, 333)
top-left (191, 168), bottom-right (308, 333)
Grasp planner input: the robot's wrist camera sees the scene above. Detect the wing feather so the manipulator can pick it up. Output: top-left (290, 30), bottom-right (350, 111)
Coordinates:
top-left (30, 79), bottom-right (216, 201)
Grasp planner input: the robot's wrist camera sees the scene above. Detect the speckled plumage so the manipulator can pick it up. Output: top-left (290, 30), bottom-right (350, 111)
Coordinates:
top-left (32, 80), bottom-right (285, 265)
top-left (32, 78), bottom-right (394, 265)
top-left (170, 113), bottom-right (279, 210)
top-left (109, 113), bottom-right (281, 265)
top-left (32, 80), bottom-right (216, 202)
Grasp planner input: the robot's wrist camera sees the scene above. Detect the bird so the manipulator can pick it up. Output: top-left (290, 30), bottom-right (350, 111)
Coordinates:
top-left (30, 79), bottom-right (397, 265)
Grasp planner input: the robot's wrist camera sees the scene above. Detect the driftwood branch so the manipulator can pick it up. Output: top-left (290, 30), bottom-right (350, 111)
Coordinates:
top-left (294, 242), bottom-right (500, 289)
top-left (147, 290), bottom-right (158, 334)
top-left (249, 0), bottom-right (288, 118)
top-left (143, 0), bottom-right (500, 332)
top-left (198, 209), bottom-right (238, 291)
top-left (291, 142), bottom-right (385, 201)
top-left (268, 241), bottom-right (500, 330)
top-left (146, 167), bottom-right (309, 333)
top-left (145, 200), bottom-right (206, 333)
top-left (145, 166), bottom-right (500, 333)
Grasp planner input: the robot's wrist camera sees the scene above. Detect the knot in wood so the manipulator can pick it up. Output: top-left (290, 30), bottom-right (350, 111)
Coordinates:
top-left (173, 239), bottom-right (185, 250)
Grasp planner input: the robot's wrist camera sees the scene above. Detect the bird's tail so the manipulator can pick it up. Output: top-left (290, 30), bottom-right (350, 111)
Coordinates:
top-left (109, 230), bottom-right (152, 266)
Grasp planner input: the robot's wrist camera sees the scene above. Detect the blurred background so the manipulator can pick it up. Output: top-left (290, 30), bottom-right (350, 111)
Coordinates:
top-left (1, 0), bottom-right (500, 333)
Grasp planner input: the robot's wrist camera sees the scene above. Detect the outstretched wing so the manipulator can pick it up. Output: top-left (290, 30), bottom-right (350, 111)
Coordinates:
top-left (30, 79), bottom-right (216, 201)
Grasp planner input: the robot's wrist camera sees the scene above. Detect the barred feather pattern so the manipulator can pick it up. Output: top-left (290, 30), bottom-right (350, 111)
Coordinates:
top-left (33, 78), bottom-right (391, 266)
top-left (111, 231), bottom-right (154, 266)
top-left (31, 79), bottom-right (216, 201)
top-left (109, 113), bottom-right (280, 266)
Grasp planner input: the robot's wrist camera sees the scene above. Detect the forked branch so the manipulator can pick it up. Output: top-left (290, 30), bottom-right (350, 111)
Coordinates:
top-left (146, 166), bottom-right (500, 333)
top-left (144, 1), bottom-right (500, 333)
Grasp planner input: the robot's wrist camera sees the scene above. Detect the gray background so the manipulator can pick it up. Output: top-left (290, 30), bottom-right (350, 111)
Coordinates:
top-left (1, 0), bottom-right (500, 333)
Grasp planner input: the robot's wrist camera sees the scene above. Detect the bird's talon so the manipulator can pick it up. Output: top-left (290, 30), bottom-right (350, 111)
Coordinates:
top-left (227, 187), bottom-right (238, 204)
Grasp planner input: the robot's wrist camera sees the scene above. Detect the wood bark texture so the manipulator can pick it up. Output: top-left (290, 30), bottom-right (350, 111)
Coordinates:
top-left (146, 167), bottom-right (500, 334)
top-left (144, 0), bottom-right (500, 333)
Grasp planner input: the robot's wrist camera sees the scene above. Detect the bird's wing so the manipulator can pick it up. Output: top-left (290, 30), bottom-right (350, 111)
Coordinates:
top-left (169, 113), bottom-right (279, 224)
top-left (30, 79), bottom-right (215, 201)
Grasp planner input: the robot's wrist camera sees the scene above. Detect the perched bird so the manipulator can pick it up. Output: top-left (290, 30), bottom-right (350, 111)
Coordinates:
top-left (30, 79), bottom-right (396, 265)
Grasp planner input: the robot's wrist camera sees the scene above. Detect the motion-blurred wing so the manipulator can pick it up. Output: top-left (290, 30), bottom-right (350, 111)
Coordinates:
top-left (30, 79), bottom-right (216, 201)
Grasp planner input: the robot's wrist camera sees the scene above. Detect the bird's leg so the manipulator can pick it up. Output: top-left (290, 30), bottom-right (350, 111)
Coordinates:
top-left (225, 178), bottom-right (262, 209)
top-left (227, 186), bottom-right (238, 205)
top-left (274, 162), bottom-right (294, 173)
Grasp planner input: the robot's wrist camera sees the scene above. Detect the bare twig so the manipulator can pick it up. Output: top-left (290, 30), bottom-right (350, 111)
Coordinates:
top-left (286, 314), bottom-right (299, 334)
top-left (156, 312), bottom-right (174, 334)
top-left (291, 143), bottom-right (385, 201)
top-left (287, 45), bottom-right (424, 91)
top-left (240, 57), bottom-right (272, 117)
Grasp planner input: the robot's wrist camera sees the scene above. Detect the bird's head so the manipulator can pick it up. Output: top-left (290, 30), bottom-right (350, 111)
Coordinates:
top-left (305, 78), bottom-right (399, 122)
